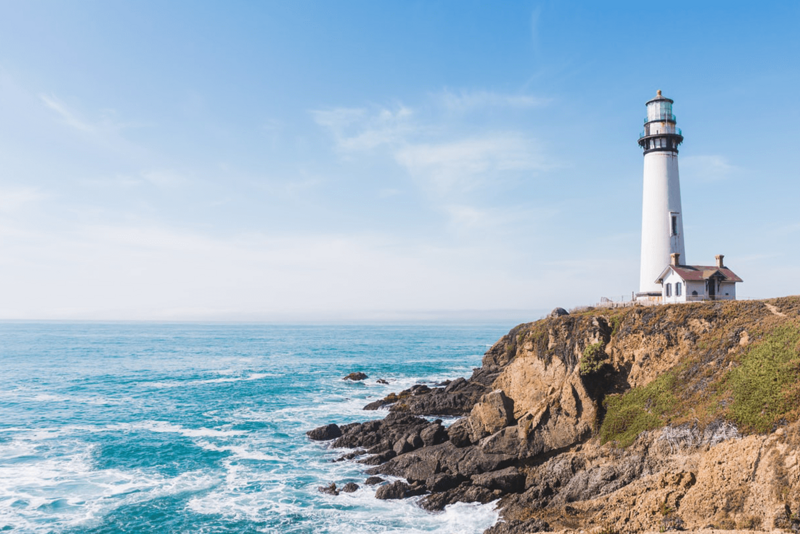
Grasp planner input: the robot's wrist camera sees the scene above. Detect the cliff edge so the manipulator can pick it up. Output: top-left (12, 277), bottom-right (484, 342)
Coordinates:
top-left (310, 296), bottom-right (800, 533)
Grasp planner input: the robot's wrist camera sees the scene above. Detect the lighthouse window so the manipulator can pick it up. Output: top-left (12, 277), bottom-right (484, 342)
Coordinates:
top-left (671, 215), bottom-right (678, 236)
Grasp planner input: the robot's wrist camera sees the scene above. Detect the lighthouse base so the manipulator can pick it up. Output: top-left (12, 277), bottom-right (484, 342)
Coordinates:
top-left (635, 291), bottom-right (663, 304)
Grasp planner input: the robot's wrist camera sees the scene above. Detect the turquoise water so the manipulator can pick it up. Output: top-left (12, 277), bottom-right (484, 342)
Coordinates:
top-left (0, 323), bottom-right (509, 533)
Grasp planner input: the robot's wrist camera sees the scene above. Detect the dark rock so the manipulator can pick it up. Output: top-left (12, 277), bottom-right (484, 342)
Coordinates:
top-left (344, 372), bottom-right (368, 381)
top-left (447, 419), bottom-right (473, 448)
top-left (484, 518), bottom-right (551, 534)
top-left (332, 450), bottom-right (365, 462)
top-left (374, 480), bottom-right (425, 500)
top-left (307, 424), bottom-right (342, 441)
top-left (364, 476), bottom-right (385, 485)
top-left (419, 482), bottom-right (497, 511)
top-left (471, 466), bottom-right (525, 494)
top-left (376, 378), bottom-right (389, 384)
top-left (363, 399), bottom-right (388, 410)
top-left (341, 482), bottom-right (359, 493)
top-left (333, 412), bottom-right (431, 450)
top-left (425, 473), bottom-right (461, 492)
top-left (420, 422), bottom-right (447, 447)
top-left (318, 482), bottom-right (339, 496)
top-left (550, 307), bottom-right (569, 318)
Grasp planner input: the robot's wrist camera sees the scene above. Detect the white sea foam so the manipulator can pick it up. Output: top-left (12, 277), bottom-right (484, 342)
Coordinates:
top-left (120, 421), bottom-right (247, 438)
top-left (147, 372), bottom-right (273, 388)
top-left (0, 435), bottom-right (219, 533)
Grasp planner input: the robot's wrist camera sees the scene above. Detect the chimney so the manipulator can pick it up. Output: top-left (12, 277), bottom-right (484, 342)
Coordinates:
top-left (671, 253), bottom-right (680, 266)
top-left (716, 254), bottom-right (725, 268)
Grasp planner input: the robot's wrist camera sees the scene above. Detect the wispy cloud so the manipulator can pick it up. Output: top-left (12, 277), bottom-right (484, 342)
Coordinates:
top-left (439, 89), bottom-right (550, 111)
top-left (395, 133), bottom-right (548, 194)
top-left (681, 155), bottom-right (738, 182)
top-left (39, 94), bottom-right (96, 132)
top-left (313, 99), bottom-right (551, 196)
top-left (311, 105), bottom-right (415, 151)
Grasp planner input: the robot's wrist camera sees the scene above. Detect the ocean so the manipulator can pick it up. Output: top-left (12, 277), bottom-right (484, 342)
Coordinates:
top-left (0, 323), bottom-right (510, 533)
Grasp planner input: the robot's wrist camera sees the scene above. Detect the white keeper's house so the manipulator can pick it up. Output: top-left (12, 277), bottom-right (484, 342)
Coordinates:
top-left (634, 91), bottom-right (743, 303)
top-left (655, 253), bottom-right (743, 304)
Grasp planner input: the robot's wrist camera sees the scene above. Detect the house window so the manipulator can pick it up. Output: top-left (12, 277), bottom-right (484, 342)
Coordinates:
top-left (676, 282), bottom-right (682, 297)
top-left (665, 283), bottom-right (672, 297)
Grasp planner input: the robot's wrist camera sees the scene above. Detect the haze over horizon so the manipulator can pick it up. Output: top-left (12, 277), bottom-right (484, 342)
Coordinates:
top-left (1, 1), bottom-right (798, 322)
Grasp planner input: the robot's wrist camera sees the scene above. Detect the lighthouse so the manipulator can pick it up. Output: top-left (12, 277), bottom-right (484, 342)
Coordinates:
top-left (636, 90), bottom-right (686, 299)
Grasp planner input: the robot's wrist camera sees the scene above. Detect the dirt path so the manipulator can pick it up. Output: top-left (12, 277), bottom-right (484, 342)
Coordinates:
top-left (764, 303), bottom-right (786, 317)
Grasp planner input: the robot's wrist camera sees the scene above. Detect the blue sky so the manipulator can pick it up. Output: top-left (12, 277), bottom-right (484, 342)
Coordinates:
top-left (0, 1), bottom-right (798, 322)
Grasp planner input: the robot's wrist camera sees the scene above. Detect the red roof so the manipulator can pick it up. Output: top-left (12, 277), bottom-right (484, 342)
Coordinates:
top-left (655, 265), bottom-right (743, 284)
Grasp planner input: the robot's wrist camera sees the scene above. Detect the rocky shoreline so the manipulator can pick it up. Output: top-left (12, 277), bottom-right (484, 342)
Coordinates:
top-left (308, 297), bottom-right (800, 533)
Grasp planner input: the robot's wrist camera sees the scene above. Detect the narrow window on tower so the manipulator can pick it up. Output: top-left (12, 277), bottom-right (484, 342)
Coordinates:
top-left (671, 214), bottom-right (678, 236)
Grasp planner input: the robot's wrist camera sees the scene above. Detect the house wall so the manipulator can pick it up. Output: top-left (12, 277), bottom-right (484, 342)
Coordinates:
top-left (661, 270), bottom-right (688, 304)
top-left (685, 281), bottom-right (705, 300)
top-left (718, 281), bottom-right (736, 300)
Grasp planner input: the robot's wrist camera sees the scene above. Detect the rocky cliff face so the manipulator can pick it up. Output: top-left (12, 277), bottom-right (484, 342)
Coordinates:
top-left (309, 296), bottom-right (800, 533)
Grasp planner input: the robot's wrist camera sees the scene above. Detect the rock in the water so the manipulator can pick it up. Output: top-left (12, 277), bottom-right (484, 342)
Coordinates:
top-left (549, 307), bottom-right (569, 317)
top-left (318, 482), bottom-right (339, 496)
top-left (364, 476), bottom-right (385, 485)
top-left (374, 480), bottom-right (423, 500)
top-left (376, 378), bottom-right (389, 384)
top-left (341, 482), bottom-right (359, 493)
top-left (344, 372), bottom-right (368, 381)
top-left (307, 424), bottom-right (343, 441)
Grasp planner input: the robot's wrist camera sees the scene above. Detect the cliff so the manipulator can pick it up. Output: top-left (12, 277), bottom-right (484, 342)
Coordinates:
top-left (309, 296), bottom-right (800, 533)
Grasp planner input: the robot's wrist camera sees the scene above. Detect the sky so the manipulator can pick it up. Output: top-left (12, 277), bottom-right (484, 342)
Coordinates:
top-left (0, 1), bottom-right (798, 323)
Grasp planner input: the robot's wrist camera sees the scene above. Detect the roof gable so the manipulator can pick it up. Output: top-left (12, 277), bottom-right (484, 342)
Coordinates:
top-left (655, 264), bottom-right (743, 284)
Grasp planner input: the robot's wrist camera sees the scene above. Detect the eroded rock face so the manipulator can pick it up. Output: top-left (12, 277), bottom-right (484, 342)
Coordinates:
top-left (469, 390), bottom-right (515, 442)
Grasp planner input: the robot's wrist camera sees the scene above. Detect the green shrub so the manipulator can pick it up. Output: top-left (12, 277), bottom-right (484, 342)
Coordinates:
top-left (580, 342), bottom-right (607, 376)
top-left (727, 325), bottom-right (800, 433)
top-left (599, 372), bottom-right (678, 447)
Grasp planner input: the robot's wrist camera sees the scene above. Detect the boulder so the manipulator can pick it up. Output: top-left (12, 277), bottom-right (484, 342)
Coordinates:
top-left (447, 418), bottom-right (473, 448)
top-left (364, 476), bottom-right (385, 485)
top-left (550, 307), bottom-right (569, 317)
top-left (344, 372), bottom-right (368, 381)
top-left (341, 482), bottom-right (359, 493)
top-left (375, 480), bottom-right (424, 500)
top-left (307, 424), bottom-right (342, 441)
top-left (318, 482), bottom-right (339, 496)
top-left (469, 390), bottom-right (514, 442)
top-left (376, 378), bottom-right (389, 384)
top-left (420, 422), bottom-right (447, 447)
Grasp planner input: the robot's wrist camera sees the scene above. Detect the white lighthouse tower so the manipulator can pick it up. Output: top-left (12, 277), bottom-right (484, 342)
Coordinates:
top-left (637, 90), bottom-right (686, 299)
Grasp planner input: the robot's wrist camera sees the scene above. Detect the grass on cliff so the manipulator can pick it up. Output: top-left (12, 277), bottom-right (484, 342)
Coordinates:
top-left (599, 371), bottom-right (678, 447)
top-left (599, 314), bottom-right (800, 445)
top-left (727, 324), bottom-right (800, 433)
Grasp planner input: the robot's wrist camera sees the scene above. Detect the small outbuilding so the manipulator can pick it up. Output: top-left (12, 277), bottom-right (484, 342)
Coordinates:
top-left (655, 254), bottom-right (743, 303)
